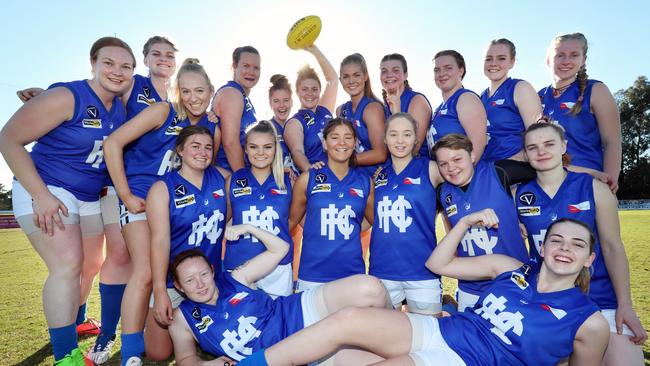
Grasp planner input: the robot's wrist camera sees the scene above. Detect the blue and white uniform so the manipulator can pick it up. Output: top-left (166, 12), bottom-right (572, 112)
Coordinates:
top-left (270, 117), bottom-right (297, 173)
top-left (126, 74), bottom-right (164, 119)
top-left (481, 78), bottom-right (525, 162)
top-left (438, 161), bottom-right (528, 310)
top-left (340, 96), bottom-right (384, 175)
top-left (383, 88), bottom-right (432, 158)
top-left (163, 167), bottom-right (227, 287)
top-left (178, 272), bottom-right (304, 361)
top-left (432, 262), bottom-right (599, 366)
top-left (427, 88), bottom-right (478, 151)
top-left (290, 106), bottom-right (332, 166)
top-left (515, 171), bottom-right (616, 310)
top-left (299, 166), bottom-right (370, 283)
top-left (539, 80), bottom-right (603, 171)
top-left (215, 81), bottom-right (257, 170)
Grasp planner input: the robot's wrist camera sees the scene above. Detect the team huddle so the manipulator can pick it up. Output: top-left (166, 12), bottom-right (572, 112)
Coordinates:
top-left (0, 31), bottom-right (647, 366)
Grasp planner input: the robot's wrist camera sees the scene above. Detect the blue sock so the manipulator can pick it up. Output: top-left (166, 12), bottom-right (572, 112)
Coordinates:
top-left (120, 331), bottom-right (144, 365)
top-left (238, 349), bottom-right (268, 366)
top-left (75, 303), bottom-right (87, 325)
top-left (49, 323), bottom-right (78, 361)
top-left (99, 283), bottom-right (126, 337)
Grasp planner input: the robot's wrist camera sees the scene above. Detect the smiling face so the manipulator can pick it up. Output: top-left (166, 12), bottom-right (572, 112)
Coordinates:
top-left (340, 63), bottom-right (367, 98)
top-left (523, 125), bottom-right (566, 172)
top-left (548, 38), bottom-right (586, 84)
top-left (245, 131), bottom-right (276, 170)
top-left (179, 71), bottom-right (212, 119)
top-left (385, 116), bottom-right (417, 159)
top-left (323, 123), bottom-right (355, 163)
top-left (233, 52), bottom-right (261, 91)
top-left (434, 147), bottom-right (475, 186)
top-left (270, 88), bottom-right (292, 123)
top-left (91, 46), bottom-right (135, 95)
top-left (433, 55), bottom-right (464, 93)
top-left (540, 221), bottom-right (595, 278)
top-left (380, 59), bottom-right (407, 94)
top-left (177, 132), bottom-right (213, 171)
top-left (144, 42), bottom-right (176, 79)
top-left (174, 256), bottom-right (218, 304)
top-left (297, 78), bottom-right (321, 110)
top-left (484, 43), bottom-right (514, 83)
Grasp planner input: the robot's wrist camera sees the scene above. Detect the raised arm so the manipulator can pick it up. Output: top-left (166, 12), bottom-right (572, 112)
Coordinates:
top-left (457, 92), bottom-right (487, 160)
top-left (212, 88), bottom-right (246, 171)
top-left (229, 224), bottom-right (290, 287)
top-left (305, 44), bottom-right (338, 113)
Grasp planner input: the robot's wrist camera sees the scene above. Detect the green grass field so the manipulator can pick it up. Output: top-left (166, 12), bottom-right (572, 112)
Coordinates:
top-left (1, 211), bottom-right (648, 365)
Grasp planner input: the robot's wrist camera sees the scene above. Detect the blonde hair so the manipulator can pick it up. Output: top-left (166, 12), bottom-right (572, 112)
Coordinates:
top-left (296, 65), bottom-right (321, 91)
top-left (245, 120), bottom-right (286, 190)
top-left (173, 58), bottom-right (214, 121)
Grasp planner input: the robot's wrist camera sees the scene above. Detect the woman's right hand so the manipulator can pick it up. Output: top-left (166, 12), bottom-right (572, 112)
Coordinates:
top-left (153, 289), bottom-right (173, 326)
top-left (16, 87), bottom-right (44, 103)
top-left (32, 191), bottom-right (69, 236)
top-left (310, 160), bottom-right (325, 170)
top-left (124, 193), bottom-right (146, 214)
top-left (461, 208), bottom-right (499, 229)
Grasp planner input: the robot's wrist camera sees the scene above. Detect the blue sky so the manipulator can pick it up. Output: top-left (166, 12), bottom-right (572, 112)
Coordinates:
top-left (1, 0), bottom-right (648, 188)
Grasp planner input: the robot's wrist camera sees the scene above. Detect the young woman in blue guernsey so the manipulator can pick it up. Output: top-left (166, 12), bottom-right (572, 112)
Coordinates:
top-left (427, 50), bottom-right (487, 160)
top-left (224, 120), bottom-right (294, 297)
top-left (540, 33), bottom-right (621, 192)
top-left (167, 226), bottom-right (389, 365)
top-left (516, 122), bottom-right (647, 365)
top-left (0, 36), bottom-right (135, 366)
top-left (289, 118), bottom-right (374, 291)
top-left (283, 45), bottom-right (338, 173)
top-left (380, 53), bottom-right (432, 158)
top-left (148, 125), bottom-right (229, 362)
top-left (369, 113), bottom-right (445, 315)
top-left (267, 74), bottom-right (297, 173)
top-left (480, 38), bottom-right (541, 162)
top-left (239, 216), bottom-right (610, 366)
top-left (103, 58), bottom-right (220, 365)
top-left (337, 53), bottom-right (387, 175)
top-left (212, 46), bottom-right (261, 171)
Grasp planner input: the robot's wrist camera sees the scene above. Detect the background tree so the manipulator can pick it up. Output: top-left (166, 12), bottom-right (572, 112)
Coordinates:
top-left (617, 76), bottom-right (650, 199)
top-left (0, 183), bottom-right (11, 210)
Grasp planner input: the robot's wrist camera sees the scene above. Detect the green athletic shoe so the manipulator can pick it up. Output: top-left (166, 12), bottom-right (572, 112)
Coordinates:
top-left (54, 348), bottom-right (86, 366)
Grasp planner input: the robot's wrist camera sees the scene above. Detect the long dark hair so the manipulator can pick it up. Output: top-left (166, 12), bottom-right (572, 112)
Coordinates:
top-left (322, 118), bottom-right (358, 166)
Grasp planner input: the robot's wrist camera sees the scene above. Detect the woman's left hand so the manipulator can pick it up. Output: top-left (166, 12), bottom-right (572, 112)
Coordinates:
top-left (616, 304), bottom-right (648, 345)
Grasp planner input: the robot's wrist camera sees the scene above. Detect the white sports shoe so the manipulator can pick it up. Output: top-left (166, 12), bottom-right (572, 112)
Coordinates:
top-left (86, 335), bottom-right (115, 365)
top-left (124, 356), bottom-right (143, 366)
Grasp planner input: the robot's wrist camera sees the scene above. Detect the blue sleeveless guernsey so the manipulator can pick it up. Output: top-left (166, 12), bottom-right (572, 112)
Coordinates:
top-left (539, 80), bottom-right (603, 171)
top-left (481, 78), bottom-right (526, 162)
top-left (383, 88), bottom-right (432, 158)
top-left (163, 167), bottom-right (226, 287)
top-left (178, 272), bottom-right (304, 361)
top-left (290, 106), bottom-right (332, 165)
top-left (215, 81), bottom-right (257, 170)
top-left (225, 169), bottom-right (293, 270)
top-left (427, 88), bottom-right (476, 152)
top-left (31, 80), bottom-right (125, 201)
top-left (270, 117), bottom-right (296, 173)
top-left (299, 166), bottom-right (370, 282)
top-left (515, 171), bottom-right (616, 309)
top-left (369, 158), bottom-right (438, 280)
top-left (438, 161), bottom-right (528, 295)
top-left (123, 107), bottom-right (217, 199)
top-left (438, 262), bottom-right (599, 366)
top-left (126, 74), bottom-right (164, 119)
top-left (340, 96), bottom-right (383, 175)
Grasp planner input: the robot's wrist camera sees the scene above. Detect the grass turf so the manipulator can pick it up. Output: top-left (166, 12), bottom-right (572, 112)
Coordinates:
top-left (1, 210), bottom-right (648, 365)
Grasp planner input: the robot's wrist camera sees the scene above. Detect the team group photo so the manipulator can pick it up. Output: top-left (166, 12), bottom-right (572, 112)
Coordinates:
top-left (0, 1), bottom-right (648, 365)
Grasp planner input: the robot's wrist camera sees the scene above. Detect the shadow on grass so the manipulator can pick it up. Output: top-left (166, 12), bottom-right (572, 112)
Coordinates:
top-left (644, 349), bottom-right (650, 366)
top-left (13, 342), bottom-right (51, 366)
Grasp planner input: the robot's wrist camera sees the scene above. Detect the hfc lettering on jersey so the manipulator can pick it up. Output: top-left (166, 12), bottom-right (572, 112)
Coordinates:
top-left (475, 293), bottom-right (524, 345)
top-left (220, 316), bottom-right (261, 361)
top-left (241, 206), bottom-right (280, 242)
top-left (157, 150), bottom-right (180, 176)
top-left (85, 137), bottom-right (107, 169)
top-left (188, 209), bottom-right (225, 245)
top-left (194, 315), bottom-right (214, 334)
top-left (321, 204), bottom-right (356, 240)
top-left (377, 195), bottom-right (413, 233)
top-left (461, 226), bottom-right (498, 256)
top-left (175, 194), bottom-right (196, 209)
top-left (531, 230), bottom-right (546, 257)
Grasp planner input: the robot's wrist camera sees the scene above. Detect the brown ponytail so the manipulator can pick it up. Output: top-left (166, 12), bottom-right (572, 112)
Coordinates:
top-left (575, 266), bottom-right (591, 293)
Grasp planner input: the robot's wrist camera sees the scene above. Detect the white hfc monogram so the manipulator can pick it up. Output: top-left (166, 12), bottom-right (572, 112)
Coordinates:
top-left (461, 227), bottom-right (497, 256)
top-left (377, 195), bottom-right (413, 233)
top-left (189, 210), bottom-right (224, 245)
top-left (85, 137), bottom-right (107, 169)
top-left (474, 293), bottom-right (524, 345)
top-left (220, 316), bottom-right (260, 361)
top-left (241, 206), bottom-right (280, 242)
top-left (321, 204), bottom-right (355, 240)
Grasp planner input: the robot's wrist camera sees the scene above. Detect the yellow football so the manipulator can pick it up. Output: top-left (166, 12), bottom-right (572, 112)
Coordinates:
top-left (286, 15), bottom-right (322, 50)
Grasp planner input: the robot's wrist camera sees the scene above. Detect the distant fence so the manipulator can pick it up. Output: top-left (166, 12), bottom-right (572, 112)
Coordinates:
top-left (619, 200), bottom-right (650, 210)
top-left (0, 210), bottom-right (19, 229)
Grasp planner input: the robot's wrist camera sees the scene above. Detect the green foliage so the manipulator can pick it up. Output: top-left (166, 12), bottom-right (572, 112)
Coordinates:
top-left (0, 184), bottom-right (11, 210)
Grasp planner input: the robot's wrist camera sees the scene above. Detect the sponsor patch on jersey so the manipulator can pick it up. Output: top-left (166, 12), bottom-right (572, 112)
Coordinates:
top-left (446, 204), bottom-right (458, 217)
top-left (311, 183), bottom-right (331, 194)
top-left (374, 177), bottom-right (388, 188)
top-left (212, 189), bottom-right (224, 199)
top-left (195, 315), bottom-right (214, 333)
top-left (403, 177), bottom-right (420, 185)
top-left (568, 201), bottom-right (590, 213)
top-left (82, 119), bottom-right (102, 128)
top-left (174, 194), bottom-right (196, 208)
top-left (314, 172), bottom-right (327, 184)
top-left (174, 184), bottom-right (186, 196)
top-left (439, 108), bottom-right (448, 115)
top-left (228, 292), bottom-right (249, 306)
top-left (137, 94), bottom-right (156, 106)
top-left (491, 99), bottom-right (506, 106)
top-left (559, 102), bottom-right (575, 111)
top-left (165, 125), bottom-right (183, 135)
top-left (270, 188), bottom-right (287, 195)
top-left (518, 192), bottom-right (536, 205)
top-left (518, 206), bottom-right (541, 216)
top-left (510, 272), bottom-right (529, 290)
top-left (541, 304), bottom-right (567, 320)
top-left (233, 187), bottom-right (252, 197)
top-left (349, 188), bottom-right (364, 198)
